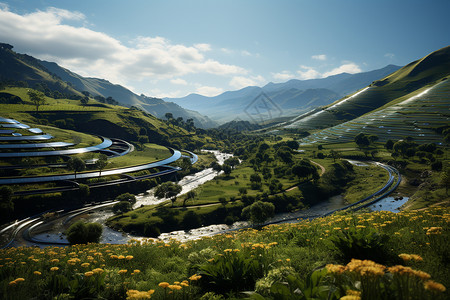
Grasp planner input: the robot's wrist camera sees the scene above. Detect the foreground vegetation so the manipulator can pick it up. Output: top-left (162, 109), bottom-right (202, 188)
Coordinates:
top-left (1, 205), bottom-right (448, 299)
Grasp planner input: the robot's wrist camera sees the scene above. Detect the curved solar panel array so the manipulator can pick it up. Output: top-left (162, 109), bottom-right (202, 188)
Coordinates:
top-left (0, 117), bottom-right (187, 186)
top-left (300, 79), bottom-right (450, 144)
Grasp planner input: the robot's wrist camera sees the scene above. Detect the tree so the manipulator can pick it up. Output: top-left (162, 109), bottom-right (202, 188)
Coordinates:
top-left (329, 150), bottom-right (341, 162)
top-left (440, 168), bottom-right (450, 195)
top-left (165, 112), bottom-right (173, 122)
top-left (250, 173), bottom-right (262, 183)
top-left (27, 90), bottom-right (46, 112)
top-left (354, 133), bottom-right (371, 150)
top-left (224, 157), bottom-right (240, 169)
top-left (67, 157), bottom-right (86, 179)
top-left (276, 146), bottom-right (293, 164)
top-left (80, 96), bottom-right (89, 106)
top-left (66, 221), bottom-right (102, 245)
top-left (292, 159), bottom-right (317, 181)
top-left (183, 190), bottom-right (196, 206)
top-left (385, 139), bottom-right (394, 150)
top-left (154, 182), bottom-right (182, 206)
top-left (0, 186), bottom-right (14, 218)
top-left (222, 164), bottom-right (232, 176)
top-left (286, 140), bottom-right (299, 150)
top-left (241, 201), bottom-right (275, 224)
top-left (95, 154), bottom-right (108, 176)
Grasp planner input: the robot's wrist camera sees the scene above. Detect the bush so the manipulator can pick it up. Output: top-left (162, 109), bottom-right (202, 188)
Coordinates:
top-left (113, 201), bottom-right (132, 214)
top-left (241, 201), bottom-right (275, 224)
top-left (115, 192), bottom-right (137, 204)
top-left (327, 226), bottom-right (394, 264)
top-left (66, 221), bottom-right (102, 245)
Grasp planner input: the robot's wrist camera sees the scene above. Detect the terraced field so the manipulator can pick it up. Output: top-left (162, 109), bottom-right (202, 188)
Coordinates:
top-left (300, 78), bottom-right (449, 144)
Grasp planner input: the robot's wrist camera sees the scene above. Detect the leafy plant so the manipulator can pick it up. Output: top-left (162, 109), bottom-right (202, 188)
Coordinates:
top-left (196, 250), bottom-right (265, 295)
top-left (327, 226), bottom-right (392, 264)
top-left (247, 268), bottom-right (340, 300)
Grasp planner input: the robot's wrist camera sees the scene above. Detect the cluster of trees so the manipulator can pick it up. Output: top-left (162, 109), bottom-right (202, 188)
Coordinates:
top-left (386, 138), bottom-right (443, 171)
top-left (164, 113), bottom-right (196, 132)
top-left (93, 95), bottom-right (119, 105)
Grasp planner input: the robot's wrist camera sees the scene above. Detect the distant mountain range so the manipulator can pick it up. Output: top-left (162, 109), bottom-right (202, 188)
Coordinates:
top-left (166, 65), bottom-right (401, 123)
top-left (0, 42), bottom-right (217, 128)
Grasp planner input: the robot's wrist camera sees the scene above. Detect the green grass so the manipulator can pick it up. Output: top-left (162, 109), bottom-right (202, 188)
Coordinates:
top-left (108, 143), bottom-right (172, 168)
top-left (343, 165), bottom-right (389, 203)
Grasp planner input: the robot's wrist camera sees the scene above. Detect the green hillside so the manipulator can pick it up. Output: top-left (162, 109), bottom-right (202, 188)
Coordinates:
top-left (300, 78), bottom-right (450, 144)
top-left (285, 46), bottom-right (450, 131)
top-left (0, 87), bottom-right (213, 149)
top-left (0, 43), bottom-right (82, 98)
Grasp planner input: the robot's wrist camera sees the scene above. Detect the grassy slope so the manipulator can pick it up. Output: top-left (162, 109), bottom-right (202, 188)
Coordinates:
top-left (286, 46), bottom-right (450, 131)
top-left (0, 88), bottom-right (213, 179)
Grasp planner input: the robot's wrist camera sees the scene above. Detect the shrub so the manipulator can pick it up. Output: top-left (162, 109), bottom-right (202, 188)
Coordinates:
top-left (115, 192), bottom-right (137, 204)
top-left (66, 221), bottom-right (102, 245)
top-left (327, 227), bottom-right (394, 264)
top-left (113, 201), bottom-right (132, 214)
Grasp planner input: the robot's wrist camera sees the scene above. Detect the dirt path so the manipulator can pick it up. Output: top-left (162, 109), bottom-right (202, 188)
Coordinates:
top-left (310, 160), bottom-right (326, 176)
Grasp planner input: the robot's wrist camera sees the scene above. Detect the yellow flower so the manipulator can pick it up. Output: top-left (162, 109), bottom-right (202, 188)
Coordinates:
top-left (168, 284), bottom-right (182, 290)
top-left (340, 296), bottom-right (361, 300)
top-left (93, 268), bottom-right (104, 274)
top-left (126, 255), bottom-right (134, 260)
top-left (126, 289), bottom-right (155, 299)
top-left (224, 249), bottom-right (232, 253)
top-left (189, 274), bottom-right (202, 281)
top-left (158, 282), bottom-right (170, 288)
top-left (118, 255), bottom-right (125, 260)
top-left (33, 271), bottom-right (42, 276)
top-left (424, 280), bottom-right (446, 292)
top-left (50, 267), bottom-right (59, 272)
top-left (118, 269), bottom-right (128, 275)
top-left (14, 278), bottom-right (25, 283)
top-left (84, 271), bottom-right (94, 277)
top-left (9, 280), bottom-right (17, 286)
top-left (346, 290), bottom-right (361, 296)
top-left (81, 262), bottom-right (90, 268)
top-left (132, 269), bottom-right (140, 274)
top-left (326, 264), bottom-right (345, 275)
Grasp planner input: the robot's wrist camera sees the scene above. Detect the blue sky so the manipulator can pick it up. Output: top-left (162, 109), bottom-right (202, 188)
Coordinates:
top-left (0, 0), bottom-right (449, 98)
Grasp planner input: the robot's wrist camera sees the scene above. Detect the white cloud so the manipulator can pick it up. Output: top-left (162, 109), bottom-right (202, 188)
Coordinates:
top-left (171, 78), bottom-right (188, 85)
top-left (272, 71), bottom-right (296, 81)
top-left (297, 66), bottom-right (321, 80)
top-left (194, 43), bottom-right (211, 52)
top-left (195, 86), bottom-right (224, 97)
top-left (322, 63), bottom-right (362, 77)
top-left (241, 50), bottom-right (252, 56)
top-left (0, 6), bottom-right (247, 89)
top-left (229, 75), bottom-right (266, 89)
top-left (384, 53), bottom-right (395, 59)
top-left (312, 54), bottom-right (327, 61)
top-left (220, 48), bottom-right (234, 54)
top-left (148, 88), bottom-right (185, 99)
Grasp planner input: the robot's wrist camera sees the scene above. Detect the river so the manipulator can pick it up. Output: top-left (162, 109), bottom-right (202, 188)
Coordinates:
top-left (4, 151), bottom-right (408, 246)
